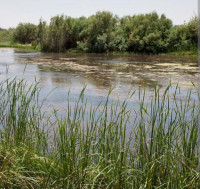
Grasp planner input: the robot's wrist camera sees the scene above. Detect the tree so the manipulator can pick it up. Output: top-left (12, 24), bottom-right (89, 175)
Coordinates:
top-left (122, 12), bottom-right (172, 53)
top-left (13, 23), bottom-right (37, 44)
top-left (169, 17), bottom-right (198, 51)
top-left (37, 19), bottom-right (47, 46)
top-left (47, 15), bottom-right (65, 52)
top-left (11, 12), bottom-right (198, 54)
top-left (77, 11), bottom-right (117, 53)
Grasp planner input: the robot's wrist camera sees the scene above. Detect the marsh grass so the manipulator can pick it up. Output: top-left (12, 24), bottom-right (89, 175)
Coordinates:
top-left (0, 78), bottom-right (199, 188)
top-left (0, 44), bottom-right (41, 52)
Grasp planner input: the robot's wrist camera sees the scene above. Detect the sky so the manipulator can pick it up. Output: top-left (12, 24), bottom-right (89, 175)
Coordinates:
top-left (0, 0), bottom-right (198, 29)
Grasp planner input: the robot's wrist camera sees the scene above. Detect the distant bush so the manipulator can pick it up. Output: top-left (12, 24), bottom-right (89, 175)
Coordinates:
top-left (169, 17), bottom-right (198, 51)
top-left (13, 23), bottom-right (37, 44)
top-left (12, 12), bottom-right (198, 53)
top-left (121, 13), bottom-right (173, 53)
top-left (0, 28), bottom-right (14, 44)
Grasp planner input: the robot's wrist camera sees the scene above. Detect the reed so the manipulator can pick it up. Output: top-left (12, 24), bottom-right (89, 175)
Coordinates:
top-left (0, 78), bottom-right (199, 188)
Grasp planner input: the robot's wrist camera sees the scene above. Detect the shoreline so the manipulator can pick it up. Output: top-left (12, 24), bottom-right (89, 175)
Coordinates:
top-left (0, 44), bottom-right (198, 57)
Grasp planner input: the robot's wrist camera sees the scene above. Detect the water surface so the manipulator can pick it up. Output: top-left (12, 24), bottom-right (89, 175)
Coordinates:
top-left (0, 48), bottom-right (199, 114)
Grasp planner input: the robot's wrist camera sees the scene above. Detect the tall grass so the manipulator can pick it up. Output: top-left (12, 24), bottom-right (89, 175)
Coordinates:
top-left (0, 78), bottom-right (199, 188)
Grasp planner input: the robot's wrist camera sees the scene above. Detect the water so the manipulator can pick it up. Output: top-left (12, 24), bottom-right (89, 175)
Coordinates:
top-left (0, 48), bottom-right (199, 115)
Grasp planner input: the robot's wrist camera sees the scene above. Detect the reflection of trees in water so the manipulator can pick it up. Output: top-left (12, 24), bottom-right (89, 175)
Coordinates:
top-left (37, 62), bottom-right (113, 88)
top-left (16, 53), bottom-right (199, 91)
top-left (36, 59), bottom-right (162, 90)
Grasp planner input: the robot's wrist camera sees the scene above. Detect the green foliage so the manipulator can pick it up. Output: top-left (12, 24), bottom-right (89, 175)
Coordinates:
top-left (37, 19), bottom-right (48, 48)
top-left (42, 15), bottom-right (87, 52)
top-left (0, 28), bottom-right (14, 44)
top-left (169, 17), bottom-right (198, 51)
top-left (0, 78), bottom-right (199, 188)
top-left (108, 26), bottom-right (128, 52)
top-left (121, 12), bottom-right (172, 53)
top-left (83, 11), bottom-right (117, 53)
top-left (13, 23), bottom-right (37, 44)
top-left (9, 12), bottom-right (199, 54)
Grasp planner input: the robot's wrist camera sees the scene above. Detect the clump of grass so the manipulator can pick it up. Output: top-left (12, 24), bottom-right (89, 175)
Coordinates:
top-left (0, 43), bottom-right (41, 52)
top-left (0, 78), bottom-right (199, 188)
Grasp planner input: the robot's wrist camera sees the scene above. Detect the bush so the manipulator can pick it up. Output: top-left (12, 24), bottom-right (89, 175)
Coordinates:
top-left (10, 12), bottom-right (198, 54)
top-left (13, 23), bottom-right (37, 44)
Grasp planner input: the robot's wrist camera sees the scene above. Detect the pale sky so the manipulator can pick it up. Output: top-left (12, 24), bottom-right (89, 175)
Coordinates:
top-left (0, 0), bottom-right (198, 29)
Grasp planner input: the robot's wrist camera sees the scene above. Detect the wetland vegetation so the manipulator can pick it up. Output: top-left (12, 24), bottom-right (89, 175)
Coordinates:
top-left (0, 77), bottom-right (199, 188)
top-left (0, 11), bottom-right (198, 54)
top-left (0, 9), bottom-right (199, 189)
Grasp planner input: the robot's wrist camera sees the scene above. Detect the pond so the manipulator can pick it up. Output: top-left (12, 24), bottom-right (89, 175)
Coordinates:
top-left (0, 48), bottom-right (199, 115)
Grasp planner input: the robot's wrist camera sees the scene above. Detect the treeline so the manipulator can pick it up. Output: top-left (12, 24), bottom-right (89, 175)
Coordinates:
top-left (0, 28), bottom-right (14, 44)
top-left (12, 11), bottom-right (198, 54)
